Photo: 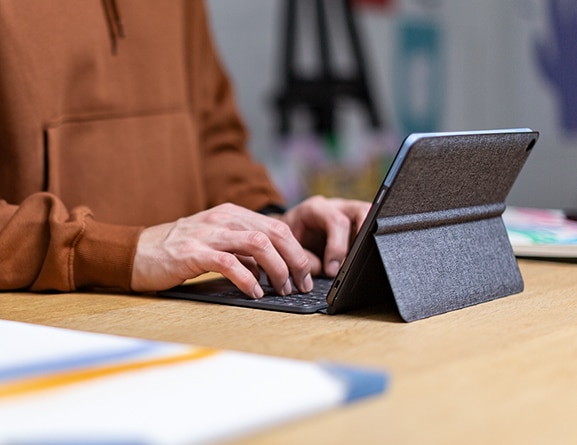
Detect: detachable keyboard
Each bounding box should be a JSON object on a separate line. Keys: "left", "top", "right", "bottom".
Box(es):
{"left": 161, "top": 277, "right": 333, "bottom": 314}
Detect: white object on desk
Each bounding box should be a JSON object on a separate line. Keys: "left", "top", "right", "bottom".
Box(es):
{"left": 0, "top": 320, "right": 386, "bottom": 444}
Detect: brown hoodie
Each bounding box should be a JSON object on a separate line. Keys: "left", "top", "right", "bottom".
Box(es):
{"left": 0, "top": 0, "right": 283, "bottom": 292}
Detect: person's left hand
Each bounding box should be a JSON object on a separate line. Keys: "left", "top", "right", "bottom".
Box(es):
{"left": 278, "top": 195, "right": 370, "bottom": 277}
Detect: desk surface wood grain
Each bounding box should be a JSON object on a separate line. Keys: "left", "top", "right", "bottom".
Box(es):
{"left": 1, "top": 259, "right": 577, "bottom": 444}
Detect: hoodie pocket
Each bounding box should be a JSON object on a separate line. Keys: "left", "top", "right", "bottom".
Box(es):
{"left": 45, "top": 110, "right": 206, "bottom": 226}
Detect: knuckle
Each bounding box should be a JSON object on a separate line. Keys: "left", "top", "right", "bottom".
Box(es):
{"left": 309, "top": 195, "right": 327, "bottom": 206}
{"left": 268, "top": 219, "right": 292, "bottom": 240}
{"left": 214, "top": 251, "right": 238, "bottom": 269}
{"left": 204, "top": 203, "right": 243, "bottom": 225}
{"left": 204, "top": 211, "right": 226, "bottom": 225}
{"left": 331, "top": 212, "right": 350, "bottom": 230}
{"left": 172, "top": 216, "right": 191, "bottom": 234}
{"left": 293, "top": 253, "right": 310, "bottom": 272}
{"left": 217, "top": 202, "right": 236, "bottom": 212}
{"left": 246, "top": 231, "right": 271, "bottom": 251}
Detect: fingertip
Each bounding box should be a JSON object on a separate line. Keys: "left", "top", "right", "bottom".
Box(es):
{"left": 303, "top": 273, "right": 313, "bottom": 293}
{"left": 281, "top": 279, "right": 292, "bottom": 296}
{"left": 325, "top": 259, "right": 341, "bottom": 277}
{"left": 253, "top": 283, "right": 264, "bottom": 299}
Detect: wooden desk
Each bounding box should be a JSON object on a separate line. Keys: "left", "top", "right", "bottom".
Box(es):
{"left": 2, "top": 259, "right": 577, "bottom": 444}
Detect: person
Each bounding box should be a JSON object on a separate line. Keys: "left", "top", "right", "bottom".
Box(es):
{"left": 0, "top": 0, "right": 369, "bottom": 299}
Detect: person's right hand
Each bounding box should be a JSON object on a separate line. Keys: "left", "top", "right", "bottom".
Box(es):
{"left": 130, "top": 203, "right": 313, "bottom": 298}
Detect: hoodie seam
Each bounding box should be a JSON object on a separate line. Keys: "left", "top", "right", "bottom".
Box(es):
{"left": 44, "top": 106, "right": 190, "bottom": 129}
{"left": 102, "top": 0, "right": 126, "bottom": 54}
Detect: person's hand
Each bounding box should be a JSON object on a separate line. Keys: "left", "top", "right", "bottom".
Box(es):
{"left": 131, "top": 203, "right": 313, "bottom": 298}
{"left": 278, "top": 195, "right": 370, "bottom": 277}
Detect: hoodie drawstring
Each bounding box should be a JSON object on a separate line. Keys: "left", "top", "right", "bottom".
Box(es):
{"left": 102, "top": 0, "right": 126, "bottom": 54}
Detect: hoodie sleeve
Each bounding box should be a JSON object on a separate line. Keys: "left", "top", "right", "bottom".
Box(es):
{"left": 0, "top": 193, "right": 142, "bottom": 292}
{"left": 185, "top": 1, "right": 285, "bottom": 211}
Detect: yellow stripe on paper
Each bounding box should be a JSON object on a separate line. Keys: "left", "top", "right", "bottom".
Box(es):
{"left": 0, "top": 347, "right": 218, "bottom": 399}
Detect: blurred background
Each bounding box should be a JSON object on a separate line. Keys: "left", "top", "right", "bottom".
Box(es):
{"left": 208, "top": 0, "right": 577, "bottom": 209}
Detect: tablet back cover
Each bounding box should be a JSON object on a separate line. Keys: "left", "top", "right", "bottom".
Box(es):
{"left": 373, "top": 130, "right": 537, "bottom": 321}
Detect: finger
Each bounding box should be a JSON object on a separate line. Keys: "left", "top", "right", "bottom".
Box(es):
{"left": 323, "top": 199, "right": 370, "bottom": 275}
{"left": 348, "top": 201, "right": 370, "bottom": 235}
{"left": 235, "top": 254, "right": 261, "bottom": 280}
{"left": 322, "top": 212, "right": 351, "bottom": 277}
{"left": 202, "top": 204, "right": 312, "bottom": 293}
{"left": 296, "top": 197, "right": 351, "bottom": 277}
{"left": 225, "top": 211, "right": 312, "bottom": 294}
{"left": 305, "top": 250, "right": 323, "bottom": 277}
{"left": 201, "top": 251, "right": 264, "bottom": 299}
{"left": 259, "top": 219, "right": 313, "bottom": 293}
{"left": 209, "top": 229, "right": 294, "bottom": 296}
